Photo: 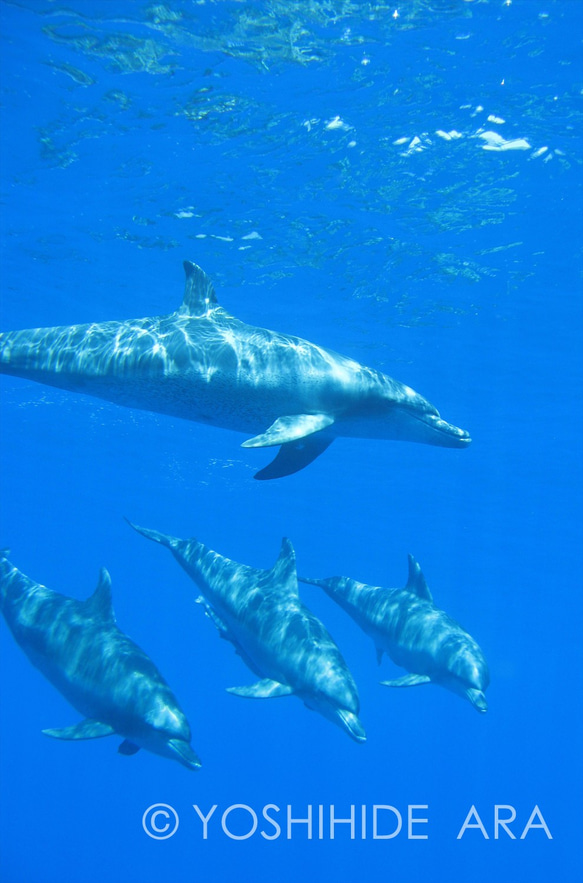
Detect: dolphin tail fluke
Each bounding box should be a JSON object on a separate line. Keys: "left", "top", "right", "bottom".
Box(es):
{"left": 254, "top": 437, "right": 334, "bottom": 480}
{"left": 125, "top": 518, "right": 179, "bottom": 550}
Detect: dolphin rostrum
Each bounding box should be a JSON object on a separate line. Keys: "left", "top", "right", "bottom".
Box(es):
{"left": 0, "top": 261, "right": 471, "bottom": 479}
{"left": 128, "top": 521, "right": 366, "bottom": 743}
{"left": 300, "top": 555, "right": 489, "bottom": 712}
{"left": 0, "top": 550, "right": 201, "bottom": 769}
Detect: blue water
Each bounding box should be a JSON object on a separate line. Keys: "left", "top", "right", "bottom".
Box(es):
{"left": 1, "top": 1, "right": 582, "bottom": 881}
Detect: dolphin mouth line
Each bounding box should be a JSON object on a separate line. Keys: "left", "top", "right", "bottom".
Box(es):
{"left": 411, "top": 411, "right": 471, "bottom": 444}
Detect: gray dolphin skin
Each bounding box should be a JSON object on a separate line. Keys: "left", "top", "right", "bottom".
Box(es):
{"left": 0, "top": 550, "right": 201, "bottom": 769}
{"left": 0, "top": 261, "right": 471, "bottom": 479}
{"left": 300, "top": 555, "right": 489, "bottom": 713}
{"left": 128, "top": 521, "right": 366, "bottom": 742}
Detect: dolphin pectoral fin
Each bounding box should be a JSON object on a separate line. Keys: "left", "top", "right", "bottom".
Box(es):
{"left": 242, "top": 413, "right": 335, "bottom": 448}
{"left": 336, "top": 709, "right": 367, "bottom": 744}
{"left": 226, "top": 678, "right": 295, "bottom": 699}
{"left": 167, "top": 739, "right": 202, "bottom": 770}
{"left": 376, "top": 647, "right": 384, "bottom": 666}
{"left": 42, "top": 719, "right": 115, "bottom": 740}
{"left": 118, "top": 739, "right": 141, "bottom": 756}
{"left": 242, "top": 412, "right": 335, "bottom": 479}
{"left": 254, "top": 436, "right": 334, "bottom": 480}
{"left": 380, "top": 674, "right": 431, "bottom": 688}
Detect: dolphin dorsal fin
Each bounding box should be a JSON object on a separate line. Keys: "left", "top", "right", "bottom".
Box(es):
{"left": 267, "top": 538, "right": 298, "bottom": 595}
{"left": 180, "top": 261, "right": 218, "bottom": 317}
{"left": 85, "top": 568, "right": 116, "bottom": 623}
{"left": 405, "top": 555, "right": 432, "bottom": 603}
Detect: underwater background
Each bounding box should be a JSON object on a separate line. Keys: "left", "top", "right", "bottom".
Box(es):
{"left": 0, "top": 1, "right": 581, "bottom": 881}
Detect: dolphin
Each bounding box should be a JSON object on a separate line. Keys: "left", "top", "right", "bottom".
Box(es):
{"left": 0, "top": 550, "right": 201, "bottom": 769}
{"left": 300, "top": 555, "right": 489, "bottom": 712}
{"left": 0, "top": 261, "right": 471, "bottom": 479}
{"left": 128, "top": 521, "right": 366, "bottom": 743}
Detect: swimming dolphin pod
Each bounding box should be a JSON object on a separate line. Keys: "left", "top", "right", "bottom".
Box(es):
{"left": 127, "top": 520, "right": 366, "bottom": 743}
{"left": 300, "top": 555, "right": 489, "bottom": 713}
{"left": 0, "top": 550, "right": 201, "bottom": 770}
{"left": 0, "top": 261, "right": 471, "bottom": 479}
{"left": 0, "top": 260, "right": 486, "bottom": 767}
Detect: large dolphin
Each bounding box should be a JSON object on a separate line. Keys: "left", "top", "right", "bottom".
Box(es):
{"left": 0, "top": 550, "right": 201, "bottom": 769}
{"left": 0, "top": 261, "right": 470, "bottom": 479}
{"left": 128, "top": 521, "right": 366, "bottom": 742}
{"left": 300, "top": 555, "right": 489, "bottom": 712}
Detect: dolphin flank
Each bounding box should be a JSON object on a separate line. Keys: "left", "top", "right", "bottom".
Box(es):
{"left": 127, "top": 520, "right": 366, "bottom": 743}
{"left": 0, "top": 261, "right": 471, "bottom": 479}
{"left": 300, "top": 555, "right": 489, "bottom": 713}
{"left": 0, "top": 550, "right": 201, "bottom": 769}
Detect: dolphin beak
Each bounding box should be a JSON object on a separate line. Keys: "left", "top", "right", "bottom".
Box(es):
{"left": 336, "top": 708, "right": 367, "bottom": 743}
{"left": 411, "top": 412, "right": 472, "bottom": 448}
{"left": 466, "top": 688, "right": 488, "bottom": 713}
{"left": 167, "top": 738, "right": 202, "bottom": 770}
